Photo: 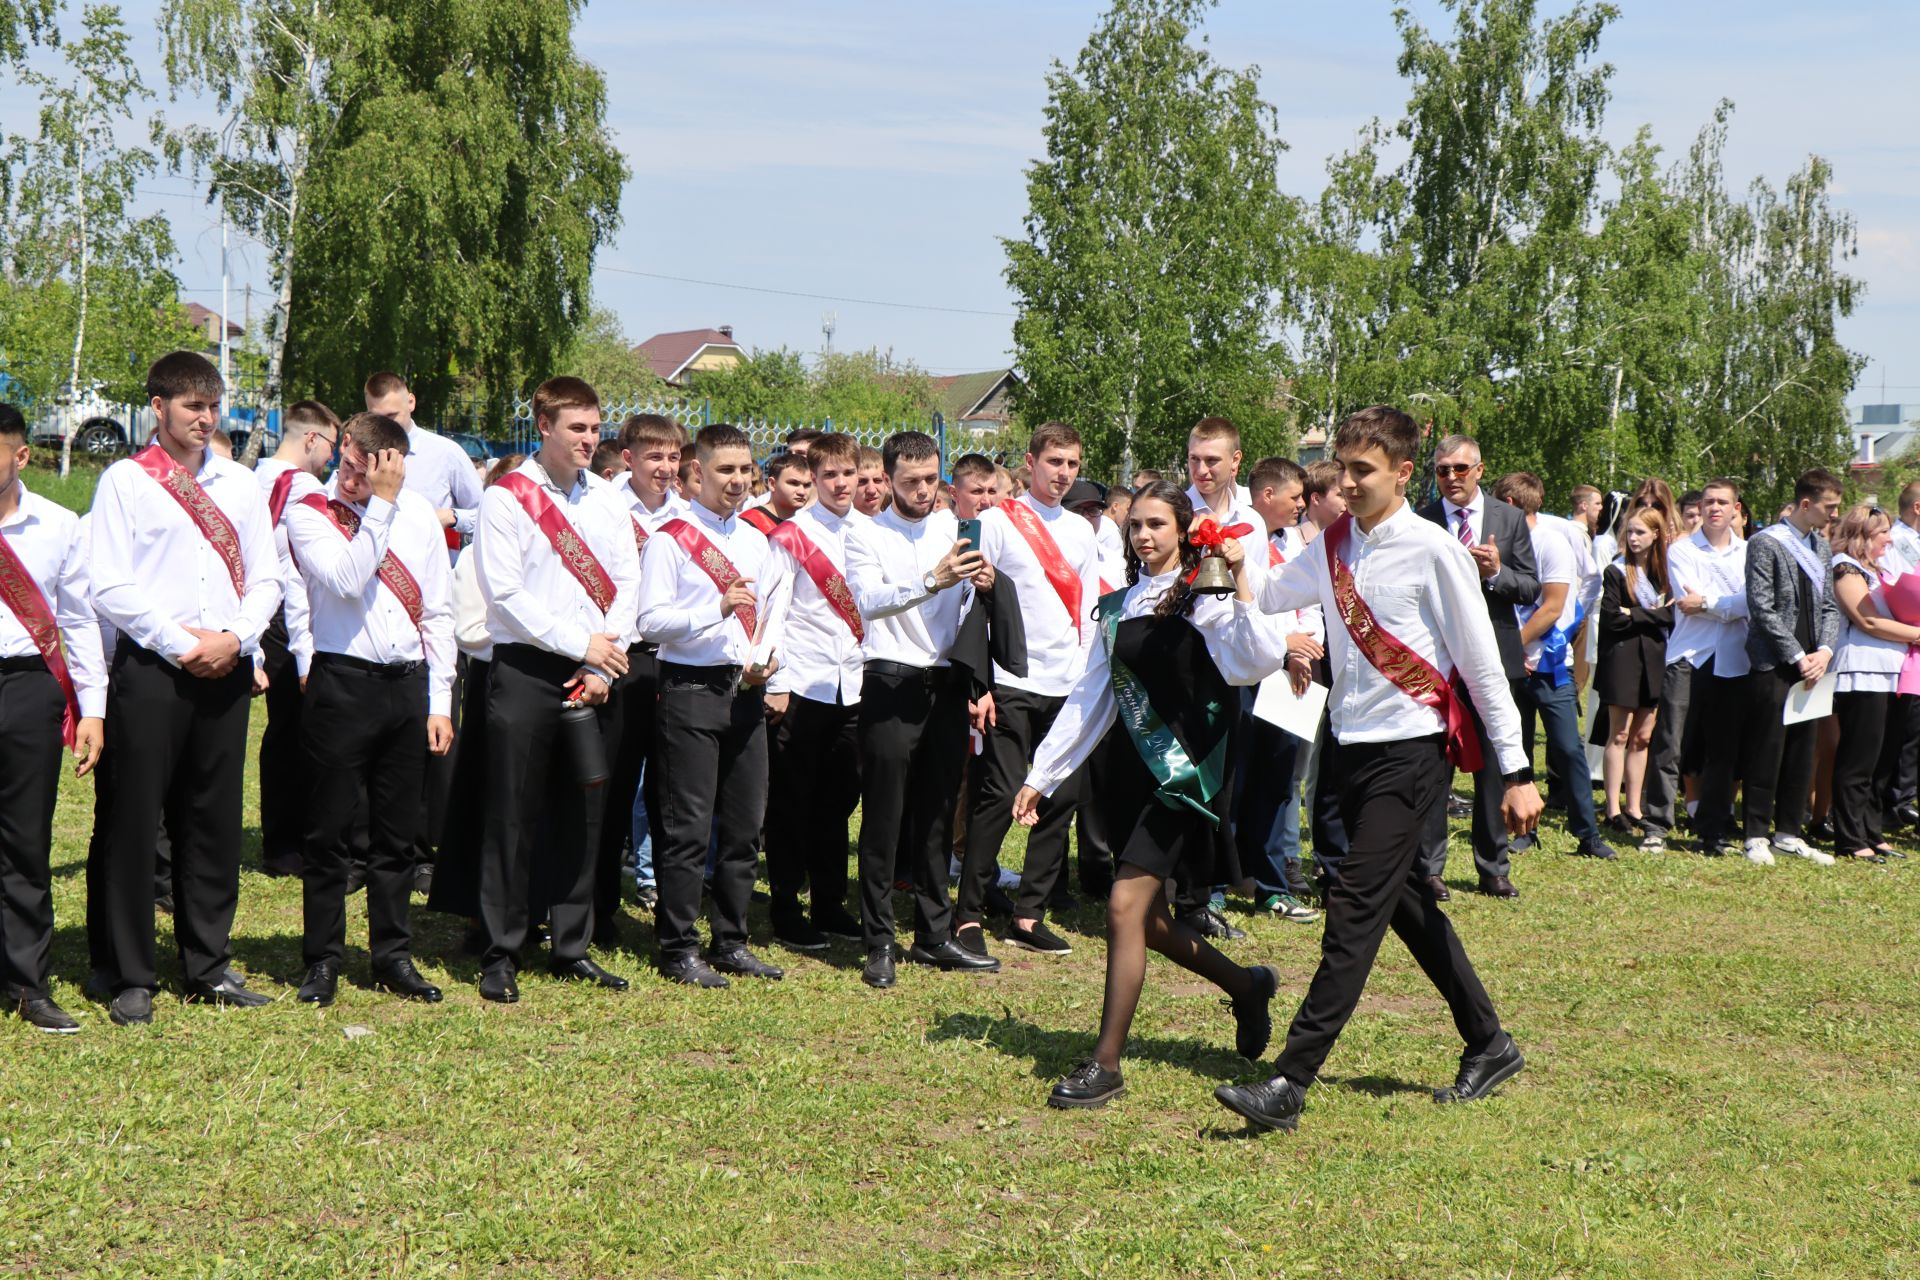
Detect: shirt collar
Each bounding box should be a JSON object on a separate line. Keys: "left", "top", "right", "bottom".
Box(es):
{"left": 692, "top": 498, "right": 735, "bottom": 533}
{"left": 1358, "top": 500, "right": 1415, "bottom": 546}
{"left": 526, "top": 458, "right": 587, "bottom": 501}
{"left": 1444, "top": 490, "right": 1484, "bottom": 522}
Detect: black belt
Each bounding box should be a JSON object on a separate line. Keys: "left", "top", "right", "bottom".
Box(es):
{"left": 660, "top": 660, "right": 747, "bottom": 693}
{"left": 628, "top": 641, "right": 660, "bottom": 657}
{"left": 864, "top": 659, "right": 955, "bottom": 686}
{"left": 0, "top": 654, "right": 49, "bottom": 674}
{"left": 313, "top": 651, "right": 425, "bottom": 679}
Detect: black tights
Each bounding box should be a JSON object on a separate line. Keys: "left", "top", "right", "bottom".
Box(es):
{"left": 1092, "top": 865, "right": 1253, "bottom": 1071}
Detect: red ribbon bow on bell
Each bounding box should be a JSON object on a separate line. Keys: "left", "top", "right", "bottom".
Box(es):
{"left": 1185, "top": 518, "right": 1253, "bottom": 584}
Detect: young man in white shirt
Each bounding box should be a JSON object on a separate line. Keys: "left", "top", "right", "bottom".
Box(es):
{"left": 286, "top": 412, "right": 455, "bottom": 1006}
{"left": 364, "top": 371, "right": 484, "bottom": 549}
{"left": 1217, "top": 405, "right": 1541, "bottom": 1133}
{"left": 845, "top": 431, "right": 998, "bottom": 988}
{"left": 1185, "top": 416, "right": 1270, "bottom": 565}
{"left": 742, "top": 450, "right": 812, "bottom": 536}
{"left": 853, "top": 446, "right": 890, "bottom": 518}
{"left": 636, "top": 423, "right": 783, "bottom": 988}
{"left": 0, "top": 405, "right": 106, "bottom": 1032}
{"left": 473, "top": 377, "right": 641, "bottom": 1002}
{"left": 87, "top": 351, "right": 284, "bottom": 1025}
{"left": 955, "top": 423, "right": 1101, "bottom": 957}
{"left": 758, "top": 432, "right": 868, "bottom": 951}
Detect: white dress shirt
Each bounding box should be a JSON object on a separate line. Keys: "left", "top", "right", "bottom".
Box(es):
{"left": 611, "top": 478, "right": 688, "bottom": 646}
{"left": 1441, "top": 491, "right": 1488, "bottom": 547}
{"left": 451, "top": 551, "right": 491, "bottom": 661}
{"left": 845, "top": 506, "right": 973, "bottom": 669}
{"left": 1664, "top": 529, "right": 1751, "bottom": 678}
{"left": 1890, "top": 520, "right": 1920, "bottom": 576}
{"left": 89, "top": 447, "right": 283, "bottom": 663}
{"left": 759, "top": 503, "right": 864, "bottom": 704}
{"left": 0, "top": 481, "right": 108, "bottom": 718}
{"left": 1094, "top": 516, "right": 1126, "bottom": 589}
{"left": 634, "top": 496, "right": 769, "bottom": 668}
{"left": 404, "top": 424, "right": 485, "bottom": 539}
{"left": 1187, "top": 482, "right": 1271, "bottom": 586}
{"left": 1266, "top": 525, "right": 1325, "bottom": 646}
{"left": 474, "top": 458, "right": 641, "bottom": 665}
{"left": 977, "top": 493, "right": 1100, "bottom": 697}
{"left": 1258, "top": 500, "right": 1526, "bottom": 774}
{"left": 255, "top": 456, "right": 322, "bottom": 675}
{"left": 287, "top": 489, "right": 457, "bottom": 715}
{"left": 1027, "top": 569, "right": 1286, "bottom": 796}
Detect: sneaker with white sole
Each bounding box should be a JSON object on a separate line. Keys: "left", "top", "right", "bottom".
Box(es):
{"left": 1744, "top": 838, "right": 1776, "bottom": 866}
{"left": 1258, "top": 892, "right": 1321, "bottom": 922}
{"left": 1639, "top": 831, "right": 1667, "bottom": 853}
{"left": 1772, "top": 834, "right": 1835, "bottom": 866}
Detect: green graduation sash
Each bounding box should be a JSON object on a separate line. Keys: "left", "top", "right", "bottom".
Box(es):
{"left": 1097, "top": 589, "right": 1231, "bottom": 827}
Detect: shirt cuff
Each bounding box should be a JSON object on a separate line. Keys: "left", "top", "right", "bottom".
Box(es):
{"left": 429, "top": 691, "right": 452, "bottom": 717}
{"left": 78, "top": 690, "right": 107, "bottom": 719}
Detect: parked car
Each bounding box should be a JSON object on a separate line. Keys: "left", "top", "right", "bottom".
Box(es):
{"left": 25, "top": 387, "right": 146, "bottom": 457}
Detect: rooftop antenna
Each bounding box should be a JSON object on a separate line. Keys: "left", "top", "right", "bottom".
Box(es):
{"left": 821, "top": 310, "right": 836, "bottom": 356}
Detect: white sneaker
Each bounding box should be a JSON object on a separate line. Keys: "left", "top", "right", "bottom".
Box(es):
{"left": 1744, "top": 838, "right": 1776, "bottom": 866}
{"left": 1772, "top": 834, "right": 1835, "bottom": 866}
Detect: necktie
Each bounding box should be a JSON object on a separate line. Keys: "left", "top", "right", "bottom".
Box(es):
{"left": 1457, "top": 510, "right": 1473, "bottom": 546}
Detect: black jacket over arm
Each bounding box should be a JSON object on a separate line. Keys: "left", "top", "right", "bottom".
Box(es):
{"left": 1596, "top": 563, "right": 1673, "bottom": 708}
{"left": 1420, "top": 494, "right": 1540, "bottom": 681}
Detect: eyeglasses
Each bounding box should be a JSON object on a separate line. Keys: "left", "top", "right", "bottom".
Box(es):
{"left": 1434, "top": 463, "right": 1480, "bottom": 478}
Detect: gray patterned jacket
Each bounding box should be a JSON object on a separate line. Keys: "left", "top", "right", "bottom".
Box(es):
{"left": 1743, "top": 528, "right": 1839, "bottom": 672}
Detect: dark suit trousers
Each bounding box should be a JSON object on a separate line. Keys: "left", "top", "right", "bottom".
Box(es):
{"left": 651, "top": 666, "right": 768, "bottom": 962}
{"left": 596, "top": 644, "right": 661, "bottom": 926}
{"left": 856, "top": 665, "right": 968, "bottom": 949}
{"left": 418, "top": 652, "right": 466, "bottom": 859}
{"left": 1417, "top": 683, "right": 1512, "bottom": 881}
{"left": 301, "top": 656, "right": 427, "bottom": 968}
{"left": 479, "top": 644, "right": 611, "bottom": 970}
{"left": 1833, "top": 689, "right": 1900, "bottom": 854}
{"left": 1741, "top": 667, "right": 1816, "bottom": 841}
{"left": 1641, "top": 659, "right": 1699, "bottom": 836}
{"left": 94, "top": 641, "right": 252, "bottom": 992}
{"left": 766, "top": 691, "right": 860, "bottom": 916}
{"left": 1691, "top": 672, "right": 1747, "bottom": 846}
{"left": 1889, "top": 695, "right": 1920, "bottom": 809}
{"left": 1275, "top": 735, "right": 1502, "bottom": 1087}
{"left": 258, "top": 607, "right": 308, "bottom": 862}
{"left": 959, "top": 688, "right": 1074, "bottom": 922}
{"left": 0, "top": 663, "right": 64, "bottom": 998}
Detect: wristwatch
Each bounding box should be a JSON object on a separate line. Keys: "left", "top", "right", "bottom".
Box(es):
{"left": 922, "top": 570, "right": 941, "bottom": 594}
{"left": 1502, "top": 766, "right": 1535, "bottom": 786}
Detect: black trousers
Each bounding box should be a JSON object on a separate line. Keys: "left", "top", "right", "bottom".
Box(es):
{"left": 1690, "top": 672, "right": 1746, "bottom": 845}
{"left": 426, "top": 657, "right": 491, "bottom": 920}
{"left": 258, "top": 607, "right": 308, "bottom": 863}
{"left": 1309, "top": 724, "right": 1350, "bottom": 882}
{"left": 479, "top": 644, "right": 611, "bottom": 970}
{"left": 93, "top": 641, "right": 252, "bottom": 992}
{"left": 959, "top": 687, "right": 1074, "bottom": 922}
{"left": 0, "top": 663, "right": 64, "bottom": 998}
{"left": 651, "top": 665, "right": 768, "bottom": 962}
{"left": 856, "top": 665, "right": 969, "bottom": 949}
{"left": 1833, "top": 689, "right": 1901, "bottom": 854}
{"left": 766, "top": 691, "right": 860, "bottom": 918}
{"left": 301, "top": 655, "right": 428, "bottom": 968}
{"left": 596, "top": 644, "right": 661, "bottom": 927}
{"left": 418, "top": 652, "right": 466, "bottom": 860}
{"left": 1417, "top": 682, "right": 1513, "bottom": 881}
{"left": 1889, "top": 695, "right": 1920, "bottom": 810}
{"left": 1738, "top": 667, "right": 1817, "bottom": 841}
{"left": 1641, "top": 659, "right": 1699, "bottom": 836}
{"left": 1275, "top": 735, "right": 1502, "bottom": 1087}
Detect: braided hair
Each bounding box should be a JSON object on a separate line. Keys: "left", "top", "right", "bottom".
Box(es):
{"left": 1122, "top": 481, "right": 1203, "bottom": 620}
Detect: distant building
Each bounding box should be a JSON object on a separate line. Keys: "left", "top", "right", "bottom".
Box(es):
{"left": 635, "top": 325, "right": 745, "bottom": 385}
{"left": 1849, "top": 403, "right": 1920, "bottom": 469}
{"left": 931, "top": 368, "right": 1022, "bottom": 441}
{"left": 184, "top": 302, "right": 243, "bottom": 353}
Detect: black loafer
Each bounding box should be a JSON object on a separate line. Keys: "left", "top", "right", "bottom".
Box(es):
{"left": 1006, "top": 921, "right": 1072, "bottom": 955}
{"left": 479, "top": 963, "right": 520, "bottom": 1003}
{"left": 661, "top": 954, "right": 729, "bottom": 988}
{"left": 704, "top": 947, "right": 783, "bottom": 981}
{"left": 297, "top": 960, "right": 339, "bottom": 1006}
{"left": 374, "top": 958, "right": 444, "bottom": 1003}
{"left": 906, "top": 939, "right": 1001, "bottom": 972}
{"left": 109, "top": 988, "right": 153, "bottom": 1027}
{"left": 1227, "top": 965, "right": 1278, "bottom": 1061}
{"left": 1434, "top": 1033, "right": 1525, "bottom": 1103}
{"left": 549, "top": 957, "right": 629, "bottom": 990}
{"left": 185, "top": 979, "right": 271, "bottom": 1008}
{"left": 954, "top": 926, "right": 993, "bottom": 960}
{"left": 16, "top": 996, "right": 79, "bottom": 1034}
{"left": 1048, "top": 1060, "right": 1125, "bottom": 1109}
{"left": 773, "top": 919, "right": 829, "bottom": 952}
{"left": 861, "top": 947, "right": 896, "bottom": 989}
{"left": 1213, "top": 1074, "right": 1306, "bottom": 1132}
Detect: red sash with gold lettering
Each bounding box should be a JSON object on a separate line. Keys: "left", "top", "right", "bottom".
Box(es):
{"left": 629, "top": 514, "right": 650, "bottom": 558}
{"left": 1322, "top": 514, "right": 1483, "bottom": 772}
{"left": 0, "top": 532, "right": 80, "bottom": 745}
{"left": 267, "top": 467, "right": 298, "bottom": 526}
{"left": 660, "top": 518, "right": 756, "bottom": 638}
{"left": 132, "top": 444, "right": 247, "bottom": 597}
{"left": 1000, "top": 498, "right": 1083, "bottom": 637}
{"left": 494, "top": 472, "right": 616, "bottom": 614}
{"left": 769, "top": 521, "right": 862, "bottom": 642}
{"left": 296, "top": 494, "right": 426, "bottom": 630}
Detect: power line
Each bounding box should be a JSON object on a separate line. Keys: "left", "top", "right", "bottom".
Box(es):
{"left": 595, "top": 265, "right": 1015, "bottom": 319}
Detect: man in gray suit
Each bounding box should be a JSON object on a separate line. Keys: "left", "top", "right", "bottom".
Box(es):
{"left": 1418, "top": 435, "right": 1540, "bottom": 897}
{"left": 1696, "top": 468, "right": 1842, "bottom": 865}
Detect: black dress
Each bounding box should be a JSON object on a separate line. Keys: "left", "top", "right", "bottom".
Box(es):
{"left": 1596, "top": 563, "right": 1673, "bottom": 709}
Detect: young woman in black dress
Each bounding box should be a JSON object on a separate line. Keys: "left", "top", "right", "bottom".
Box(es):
{"left": 1597, "top": 506, "right": 1675, "bottom": 830}
{"left": 1013, "top": 482, "right": 1289, "bottom": 1109}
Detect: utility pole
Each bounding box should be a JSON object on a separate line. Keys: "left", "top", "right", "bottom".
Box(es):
{"left": 219, "top": 205, "right": 231, "bottom": 388}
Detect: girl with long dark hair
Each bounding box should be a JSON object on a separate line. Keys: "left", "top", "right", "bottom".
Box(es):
{"left": 1013, "top": 482, "right": 1288, "bottom": 1109}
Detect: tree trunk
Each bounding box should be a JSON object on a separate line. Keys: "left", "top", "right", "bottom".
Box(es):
{"left": 61, "top": 129, "right": 89, "bottom": 479}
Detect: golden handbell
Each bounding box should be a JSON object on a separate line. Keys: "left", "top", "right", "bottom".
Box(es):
{"left": 1190, "top": 550, "right": 1237, "bottom": 595}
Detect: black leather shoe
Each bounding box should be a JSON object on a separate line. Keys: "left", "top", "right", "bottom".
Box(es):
{"left": 109, "top": 988, "right": 153, "bottom": 1027}
{"left": 1424, "top": 875, "right": 1451, "bottom": 902}
{"left": 186, "top": 978, "right": 271, "bottom": 1008}
{"left": 1007, "top": 920, "right": 1072, "bottom": 954}
{"left": 1477, "top": 874, "right": 1519, "bottom": 899}
{"left": 1178, "top": 907, "right": 1246, "bottom": 941}
{"left": 704, "top": 947, "right": 783, "bottom": 981}
{"left": 1434, "top": 1032, "right": 1525, "bottom": 1103}
{"left": 479, "top": 963, "right": 520, "bottom": 1003}
{"left": 1213, "top": 1073, "right": 1306, "bottom": 1132}
{"left": 906, "top": 939, "right": 1001, "bottom": 972}
{"left": 549, "top": 957, "right": 630, "bottom": 990}
{"left": 660, "top": 954, "right": 729, "bottom": 988}
{"left": 632, "top": 882, "right": 659, "bottom": 911}
{"left": 1227, "top": 965, "right": 1278, "bottom": 1061}
{"left": 1574, "top": 837, "right": 1618, "bottom": 860}
{"left": 813, "top": 907, "right": 864, "bottom": 942}
{"left": 1807, "top": 817, "right": 1837, "bottom": 845}
{"left": 16, "top": 996, "right": 79, "bottom": 1034}
{"left": 1048, "top": 1060, "right": 1125, "bottom": 1109}
{"left": 297, "top": 961, "right": 339, "bottom": 1006}
{"left": 862, "top": 947, "right": 896, "bottom": 989}
{"left": 1893, "top": 804, "right": 1920, "bottom": 830}
{"left": 954, "top": 926, "right": 993, "bottom": 960}
{"left": 373, "top": 958, "right": 444, "bottom": 1003}
{"left": 773, "top": 918, "right": 829, "bottom": 952}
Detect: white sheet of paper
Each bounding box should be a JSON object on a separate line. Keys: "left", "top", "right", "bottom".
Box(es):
{"left": 1252, "top": 676, "right": 1329, "bottom": 743}
{"left": 1782, "top": 671, "right": 1836, "bottom": 725}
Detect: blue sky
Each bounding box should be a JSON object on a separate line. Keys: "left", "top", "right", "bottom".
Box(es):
{"left": 7, "top": 1, "right": 1917, "bottom": 404}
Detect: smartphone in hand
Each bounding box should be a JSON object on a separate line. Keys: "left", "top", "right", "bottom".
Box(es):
{"left": 956, "top": 517, "right": 982, "bottom": 551}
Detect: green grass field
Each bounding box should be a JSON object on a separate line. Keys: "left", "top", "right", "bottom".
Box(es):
{"left": 3, "top": 709, "right": 1918, "bottom": 1278}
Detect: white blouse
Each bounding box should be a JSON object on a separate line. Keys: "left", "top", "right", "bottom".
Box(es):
{"left": 1833, "top": 553, "right": 1910, "bottom": 694}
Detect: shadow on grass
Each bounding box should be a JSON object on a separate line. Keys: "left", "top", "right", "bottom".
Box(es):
{"left": 926, "top": 1010, "right": 1249, "bottom": 1083}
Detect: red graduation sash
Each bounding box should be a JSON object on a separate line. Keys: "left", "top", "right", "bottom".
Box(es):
{"left": 296, "top": 494, "right": 426, "bottom": 630}
{"left": 1322, "top": 513, "right": 1483, "bottom": 773}
{"left": 660, "top": 517, "right": 755, "bottom": 638}
{"left": 1000, "top": 498, "right": 1083, "bottom": 636}
{"left": 131, "top": 444, "right": 247, "bottom": 598}
{"left": 630, "top": 514, "right": 650, "bottom": 557}
{"left": 493, "top": 472, "right": 616, "bottom": 614}
{"left": 740, "top": 506, "right": 781, "bottom": 536}
{"left": 769, "top": 520, "right": 863, "bottom": 642}
{"left": 0, "top": 530, "right": 80, "bottom": 745}
{"left": 267, "top": 467, "right": 298, "bottom": 526}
